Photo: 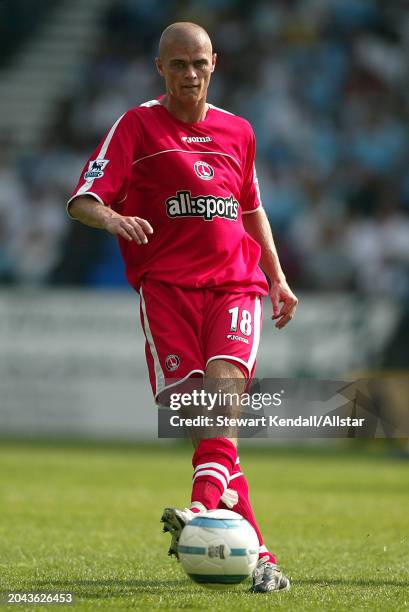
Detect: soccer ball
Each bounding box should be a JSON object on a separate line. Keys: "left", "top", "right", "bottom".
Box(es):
{"left": 178, "top": 509, "right": 259, "bottom": 588}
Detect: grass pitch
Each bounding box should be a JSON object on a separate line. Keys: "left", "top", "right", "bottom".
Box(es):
{"left": 0, "top": 441, "right": 408, "bottom": 611}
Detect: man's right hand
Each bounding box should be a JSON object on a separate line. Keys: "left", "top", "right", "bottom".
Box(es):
{"left": 68, "top": 196, "right": 154, "bottom": 245}
{"left": 105, "top": 215, "right": 154, "bottom": 244}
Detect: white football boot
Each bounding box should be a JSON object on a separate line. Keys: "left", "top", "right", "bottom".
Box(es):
{"left": 161, "top": 504, "right": 206, "bottom": 558}
{"left": 250, "top": 556, "right": 291, "bottom": 593}
{"left": 161, "top": 489, "right": 239, "bottom": 558}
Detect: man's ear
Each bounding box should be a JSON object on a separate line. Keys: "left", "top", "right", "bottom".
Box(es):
{"left": 211, "top": 53, "right": 217, "bottom": 72}
{"left": 155, "top": 58, "right": 164, "bottom": 76}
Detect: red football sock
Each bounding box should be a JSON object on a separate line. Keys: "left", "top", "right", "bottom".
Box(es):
{"left": 191, "top": 438, "right": 237, "bottom": 510}
{"left": 218, "top": 457, "right": 278, "bottom": 564}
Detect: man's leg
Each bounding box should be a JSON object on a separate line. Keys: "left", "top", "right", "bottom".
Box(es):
{"left": 162, "top": 360, "right": 242, "bottom": 556}
{"left": 161, "top": 358, "right": 290, "bottom": 592}
{"left": 187, "top": 360, "right": 278, "bottom": 565}
{"left": 161, "top": 360, "right": 241, "bottom": 554}
{"left": 189, "top": 359, "right": 242, "bottom": 511}
{"left": 218, "top": 458, "right": 278, "bottom": 561}
{"left": 202, "top": 361, "right": 289, "bottom": 593}
{"left": 201, "top": 361, "right": 278, "bottom": 565}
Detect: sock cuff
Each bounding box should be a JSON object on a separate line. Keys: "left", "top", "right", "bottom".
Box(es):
{"left": 190, "top": 501, "right": 207, "bottom": 512}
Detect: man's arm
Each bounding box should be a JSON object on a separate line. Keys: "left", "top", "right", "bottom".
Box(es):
{"left": 243, "top": 207, "right": 298, "bottom": 329}
{"left": 68, "top": 196, "right": 153, "bottom": 245}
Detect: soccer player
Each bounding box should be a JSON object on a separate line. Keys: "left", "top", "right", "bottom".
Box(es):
{"left": 67, "top": 22, "right": 298, "bottom": 593}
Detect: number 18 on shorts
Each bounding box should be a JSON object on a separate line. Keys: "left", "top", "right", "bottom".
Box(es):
{"left": 139, "top": 280, "right": 262, "bottom": 400}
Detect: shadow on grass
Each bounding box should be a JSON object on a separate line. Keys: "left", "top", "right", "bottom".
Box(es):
{"left": 297, "top": 577, "right": 409, "bottom": 588}
{"left": 34, "top": 576, "right": 409, "bottom": 598}
{"left": 34, "top": 579, "right": 197, "bottom": 598}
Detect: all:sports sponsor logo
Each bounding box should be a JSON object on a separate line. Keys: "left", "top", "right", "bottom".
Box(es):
{"left": 166, "top": 190, "right": 238, "bottom": 221}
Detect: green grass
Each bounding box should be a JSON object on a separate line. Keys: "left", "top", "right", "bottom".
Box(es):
{"left": 0, "top": 441, "right": 408, "bottom": 611}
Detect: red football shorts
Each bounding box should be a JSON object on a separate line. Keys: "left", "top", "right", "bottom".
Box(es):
{"left": 139, "top": 279, "right": 263, "bottom": 402}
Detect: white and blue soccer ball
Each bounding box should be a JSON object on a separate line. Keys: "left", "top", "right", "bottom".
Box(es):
{"left": 178, "top": 509, "right": 259, "bottom": 588}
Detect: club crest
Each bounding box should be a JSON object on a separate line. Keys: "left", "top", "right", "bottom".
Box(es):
{"left": 194, "top": 161, "right": 214, "bottom": 181}
{"left": 165, "top": 355, "right": 180, "bottom": 372}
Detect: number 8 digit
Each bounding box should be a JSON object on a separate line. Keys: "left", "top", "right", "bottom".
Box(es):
{"left": 240, "top": 309, "right": 252, "bottom": 336}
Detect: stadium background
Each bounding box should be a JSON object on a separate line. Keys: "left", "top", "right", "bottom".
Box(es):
{"left": 0, "top": 2, "right": 408, "bottom": 609}
{"left": 0, "top": 0, "right": 408, "bottom": 437}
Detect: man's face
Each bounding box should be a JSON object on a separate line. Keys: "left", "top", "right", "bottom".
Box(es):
{"left": 156, "top": 38, "right": 216, "bottom": 105}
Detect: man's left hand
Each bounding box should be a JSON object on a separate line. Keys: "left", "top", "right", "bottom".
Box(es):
{"left": 270, "top": 278, "right": 298, "bottom": 329}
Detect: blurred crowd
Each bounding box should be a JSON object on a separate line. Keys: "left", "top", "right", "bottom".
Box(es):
{"left": 1, "top": 0, "right": 408, "bottom": 299}
{"left": 0, "top": 0, "right": 56, "bottom": 67}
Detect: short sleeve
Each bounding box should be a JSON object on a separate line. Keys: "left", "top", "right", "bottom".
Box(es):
{"left": 67, "top": 111, "right": 141, "bottom": 214}
{"left": 240, "top": 129, "right": 262, "bottom": 214}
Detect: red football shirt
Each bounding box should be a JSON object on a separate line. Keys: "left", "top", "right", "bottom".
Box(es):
{"left": 68, "top": 99, "right": 269, "bottom": 295}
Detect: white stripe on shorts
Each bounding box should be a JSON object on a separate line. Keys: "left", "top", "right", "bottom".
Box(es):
{"left": 247, "top": 296, "right": 261, "bottom": 372}
{"left": 140, "top": 288, "right": 165, "bottom": 396}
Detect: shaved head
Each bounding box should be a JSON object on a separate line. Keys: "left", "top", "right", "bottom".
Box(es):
{"left": 155, "top": 22, "right": 216, "bottom": 122}
{"left": 158, "top": 22, "right": 212, "bottom": 59}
